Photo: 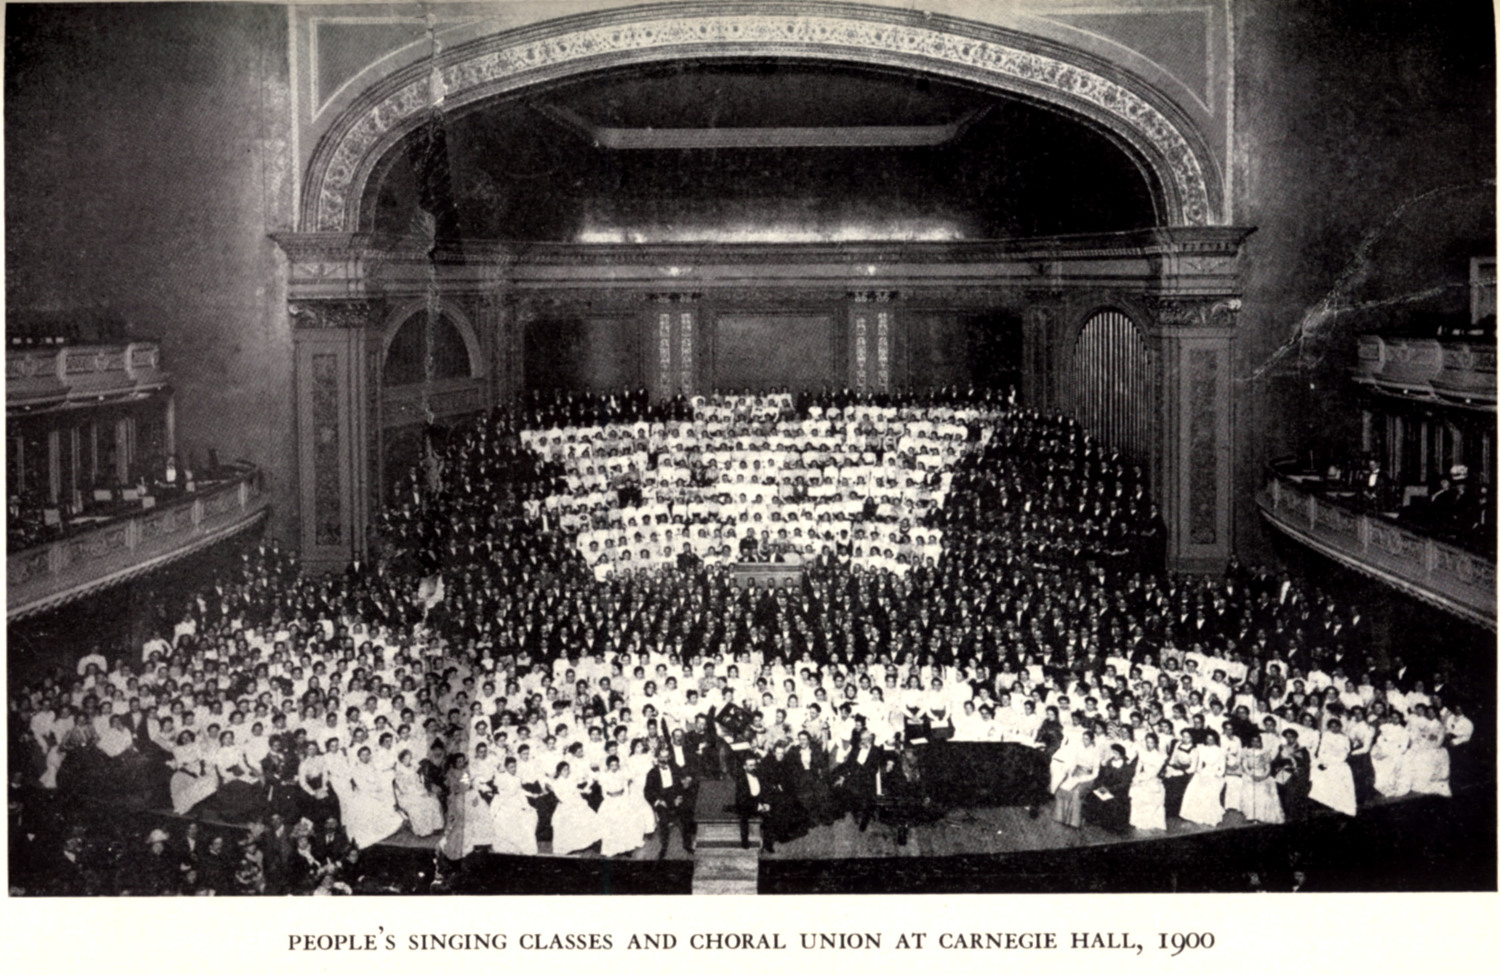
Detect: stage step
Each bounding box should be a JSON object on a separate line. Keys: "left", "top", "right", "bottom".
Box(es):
{"left": 696, "top": 819, "right": 760, "bottom": 848}
{"left": 691, "top": 848, "right": 760, "bottom": 895}
{"left": 690, "top": 775, "right": 760, "bottom": 894}
{"left": 693, "top": 855, "right": 761, "bottom": 881}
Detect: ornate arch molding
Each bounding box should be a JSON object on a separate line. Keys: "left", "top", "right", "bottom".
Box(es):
{"left": 302, "top": 2, "right": 1222, "bottom": 233}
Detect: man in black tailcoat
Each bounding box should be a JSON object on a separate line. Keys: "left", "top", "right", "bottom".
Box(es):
{"left": 830, "top": 728, "right": 884, "bottom": 831}
{"left": 644, "top": 749, "right": 694, "bottom": 857}
{"left": 731, "top": 752, "right": 774, "bottom": 851}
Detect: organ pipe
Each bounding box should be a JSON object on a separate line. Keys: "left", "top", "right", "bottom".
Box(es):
{"left": 1064, "top": 311, "right": 1155, "bottom": 469}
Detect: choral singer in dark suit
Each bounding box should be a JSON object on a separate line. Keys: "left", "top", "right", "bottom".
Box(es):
{"left": 731, "top": 753, "right": 780, "bottom": 852}
{"left": 643, "top": 751, "right": 695, "bottom": 857}
{"left": 1082, "top": 744, "right": 1135, "bottom": 834}
{"left": 786, "top": 730, "right": 837, "bottom": 825}
{"left": 1272, "top": 730, "right": 1313, "bottom": 822}
{"left": 830, "top": 729, "right": 884, "bottom": 831}
{"left": 683, "top": 714, "right": 719, "bottom": 780}
{"left": 665, "top": 727, "right": 701, "bottom": 799}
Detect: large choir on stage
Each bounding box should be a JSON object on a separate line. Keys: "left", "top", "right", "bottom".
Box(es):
{"left": 10, "top": 388, "right": 1478, "bottom": 894}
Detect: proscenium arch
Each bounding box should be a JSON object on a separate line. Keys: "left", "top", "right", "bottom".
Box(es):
{"left": 302, "top": 2, "right": 1222, "bottom": 233}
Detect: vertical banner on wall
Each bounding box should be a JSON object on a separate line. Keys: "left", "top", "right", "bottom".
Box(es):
{"left": 850, "top": 292, "right": 894, "bottom": 393}
{"left": 679, "top": 311, "right": 694, "bottom": 396}
{"left": 657, "top": 311, "right": 673, "bottom": 395}
{"left": 854, "top": 313, "right": 869, "bottom": 390}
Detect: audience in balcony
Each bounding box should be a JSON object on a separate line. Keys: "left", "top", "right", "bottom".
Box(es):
{"left": 7, "top": 450, "right": 242, "bottom": 550}
{"left": 1405, "top": 466, "right": 1492, "bottom": 552}
{"left": 1277, "top": 452, "right": 1493, "bottom": 557}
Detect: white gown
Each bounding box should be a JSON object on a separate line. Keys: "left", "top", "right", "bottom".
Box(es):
{"left": 439, "top": 771, "right": 497, "bottom": 860}
{"left": 1405, "top": 718, "right": 1452, "bottom": 797}
{"left": 596, "top": 768, "right": 644, "bottom": 856}
{"left": 170, "top": 743, "right": 218, "bottom": 814}
{"left": 1129, "top": 748, "right": 1167, "bottom": 831}
{"left": 626, "top": 753, "right": 661, "bottom": 838}
{"left": 489, "top": 772, "right": 540, "bottom": 855}
{"left": 1371, "top": 722, "right": 1412, "bottom": 797}
{"left": 1179, "top": 744, "right": 1226, "bottom": 826}
{"left": 550, "top": 778, "right": 601, "bottom": 855}
{"left": 1308, "top": 732, "right": 1357, "bottom": 815}
{"left": 393, "top": 762, "right": 444, "bottom": 837}
{"left": 343, "top": 760, "right": 405, "bottom": 848}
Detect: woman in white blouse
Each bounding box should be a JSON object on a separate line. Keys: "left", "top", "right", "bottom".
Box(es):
{"left": 1179, "top": 729, "right": 1226, "bottom": 827}
{"left": 548, "top": 761, "right": 602, "bottom": 855}
{"left": 343, "top": 744, "right": 405, "bottom": 848}
{"left": 1371, "top": 712, "right": 1412, "bottom": 797}
{"left": 1308, "top": 717, "right": 1357, "bottom": 816}
{"left": 1405, "top": 705, "right": 1452, "bottom": 797}
{"left": 596, "top": 754, "right": 646, "bottom": 857}
{"left": 393, "top": 748, "right": 444, "bottom": 838}
{"left": 1128, "top": 732, "right": 1168, "bottom": 831}
{"left": 170, "top": 729, "right": 218, "bottom": 815}
{"left": 489, "top": 756, "right": 540, "bottom": 855}
{"left": 1053, "top": 729, "right": 1101, "bottom": 828}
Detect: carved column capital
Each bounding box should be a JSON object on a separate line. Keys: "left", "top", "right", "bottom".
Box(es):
{"left": 288, "top": 300, "right": 374, "bottom": 331}
{"left": 1150, "top": 296, "right": 1240, "bottom": 331}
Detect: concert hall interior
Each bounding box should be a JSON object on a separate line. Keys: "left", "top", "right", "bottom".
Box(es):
{"left": 5, "top": 0, "right": 1495, "bottom": 896}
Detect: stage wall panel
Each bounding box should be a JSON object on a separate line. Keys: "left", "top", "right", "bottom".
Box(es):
{"left": 712, "top": 313, "right": 836, "bottom": 392}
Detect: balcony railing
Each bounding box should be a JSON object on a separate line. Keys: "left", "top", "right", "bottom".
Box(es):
{"left": 6, "top": 465, "right": 269, "bottom": 621}
{"left": 7, "top": 341, "right": 169, "bottom": 412}
{"left": 1258, "top": 470, "right": 1495, "bottom": 630}
{"left": 1354, "top": 334, "right": 1495, "bottom": 408}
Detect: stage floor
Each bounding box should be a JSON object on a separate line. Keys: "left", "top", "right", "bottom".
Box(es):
{"left": 369, "top": 786, "right": 1440, "bottom": 862}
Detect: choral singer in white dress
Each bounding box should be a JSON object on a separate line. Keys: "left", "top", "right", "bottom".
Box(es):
{"left": 625, "top": 741, "right": 661, "bottom": 839}
{"left": 596, "top": 756, "right": 645, "bottom": 856}
{"left": 344, "top": 745, "right": 405, "bottom": 848}
{"left": 1308, "top": 719, "right": 1357, "bottom": 816}
{"left": 549, "top": 761, "right": 602, "bottom": 855}
{"left": 393, "top": 748, "right": 444, "bottom": 838}
{"left": 490, "top": 757, "right": 540, "bottom": 855}
{"left": 170, "top": 731, "right": 218, "bottom": 815}
{"left": 1179, "top": 731, "right": 1226, "bottom": 827}
{"left": 1371, "top": 713, "right": 1412, "bottom": 798}
{"left": 1128, "top": 733, "right": 1168, "bottom": 831}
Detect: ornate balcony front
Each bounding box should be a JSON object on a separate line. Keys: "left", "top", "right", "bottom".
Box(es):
{"left": 6, "top": 465, "right": 269, "bottom": 621}
{"left": 7, "top": 341, "right": 169, "bottom": 413}
{"left": 1354, "top": 334, "right": 1496, "bottom": 409}
{"left": 1258, "top": 470, "right": 1496, "bottom": 630}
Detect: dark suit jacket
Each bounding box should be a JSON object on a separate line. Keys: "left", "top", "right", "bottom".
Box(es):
{"left": 733, "top": 768, "right": 774, "bottom": 817}
{"left": 643, "top": 766, "right": 690, "bottom": 811}
{"left": 665, "top": 740, "right": 700, "bottom": 785}
{"left": 832, "top": 745, "right": 884, "bottom": 796}
{"left": 683, "top": 728, "right": 714, "bottom": 766}
{"left": 785, "top": 744, "right": 829, "bottom": 791}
